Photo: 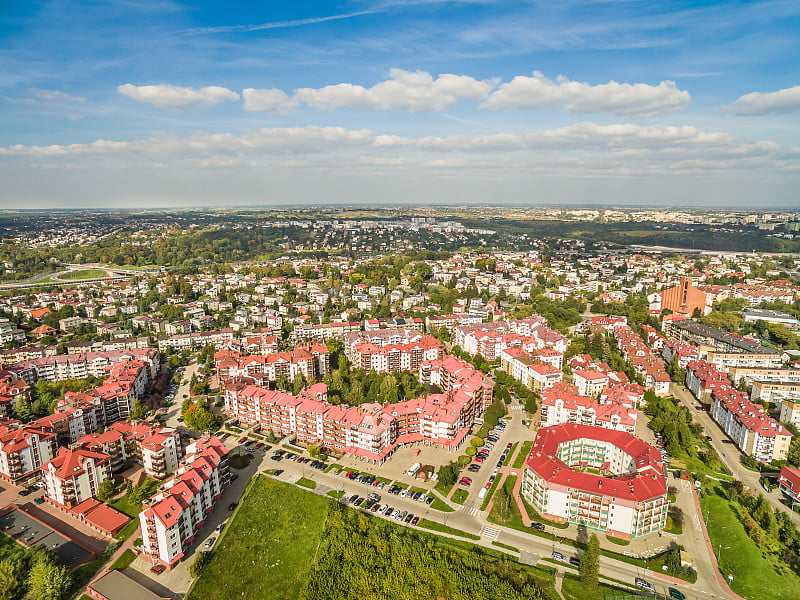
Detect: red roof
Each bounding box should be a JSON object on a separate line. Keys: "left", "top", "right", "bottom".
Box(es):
{"left": 525, "top": 423, "right": 666, "bottom": 502}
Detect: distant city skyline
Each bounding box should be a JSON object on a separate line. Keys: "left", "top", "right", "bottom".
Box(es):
{"left": 1, "top": 1, "right": 800, "bottom": 207}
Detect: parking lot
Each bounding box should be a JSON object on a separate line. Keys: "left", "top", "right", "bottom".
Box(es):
{"left": 0, "top": 506, "right": 94, "bottom": 568}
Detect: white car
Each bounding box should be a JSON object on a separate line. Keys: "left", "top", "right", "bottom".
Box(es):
{"left": 390, "top": 509, "right": 400, "bottom": 519}
{"left": 204, "top": 537, "right": 216, "bottom": 549}
{"left": 400, "top": 489, "right": 407, "bottom": 498}
{"left": 418, "top": 494, "right": 427, "bottom": 503}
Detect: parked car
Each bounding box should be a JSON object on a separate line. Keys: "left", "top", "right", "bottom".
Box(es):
{"left": 418, "top": 494, "right": 427, "bottom": 503}
{"left": 390, "top": 509, "right": 400, "bottom": 519}
{"left": 227, "top": 502, "right": 237, "bottom": 511}
{"left": 397, "top": 510, "right": 407, "bottom": 521}
{"left": 230, "top": 473, "right": 239, "bottom": 481}
{"left": 411, "top": 516, "right": 419, "bottom": 525}
{"left": 425, "top": 496, "right": 434, "bottom": 505}
{"left": 404, "top": 513, "right": 414, "bottom": 523}
{"left": 569, "top": 557, "right": 581, "bottom": 568}
{"left": 354, "top": 497, "right": 364, "bottom": 507}
{"left": 150, "top": 564, "right": 166, "bottom": 575}
{"left": 530, "top": 522, "right": 545, "bottom": 531}
{"left": 247, "top": 453, "right": 255, "bottom": 459}
{"left": 668, "top": 588, "right": 686, "bottom": 600}
{"left": 214, "top": 523, "right": 224, "bottom": 534}
{"left": 33, "top": 497, "right": 45, "bottom": 505}
{"left": 635, "top": 578, "right": 655, "bottom": 592}
{"left": 273, "top": 469, "right": 283, "bottom": 476}
{"left": 552, "top": 552, "right": 567, "bottom": 562}
{"left": 204, "top": 537, "right": 215, "bottom": 549}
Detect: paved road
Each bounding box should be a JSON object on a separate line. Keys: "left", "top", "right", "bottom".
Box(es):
{"left": 670, "top": 381, "right": 800, "bottom": 529}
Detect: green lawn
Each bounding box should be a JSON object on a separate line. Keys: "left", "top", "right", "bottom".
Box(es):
{"left": 189, "top": 476, "right": 329, "bottom": 600}
{"left": 700, "top": 479, "right": 800, "bottom": 600}
{"left": 110, "top": 549, "right": 136, "bottom": 571}
{"left": 429, "top": 494, "right": 454, "bottom": 512}
{"left": 415, "top": 519, "right": 481, "bottom": 540}
{"left": 512, "top": 440, "right": 533, "bottom": 469}
{"left": 326, "top": 490, "right": 344, "bottom": 499}
{"left": 110, "top": 477, "right": 160, "bottom": 518}
{"left": 560, "top": 573, "right": 634, "bottom": 600}
{"left": 451, "top": 488, "right": 469, "bottom": 504}
{"left": 59, "top": 268, "right": 109, "bottom": 280}
{"left": 115, "top": 519, "right": 139, "bottom": 542}
{"left": 296, "top": 477, "right": 317, "bottom": 490}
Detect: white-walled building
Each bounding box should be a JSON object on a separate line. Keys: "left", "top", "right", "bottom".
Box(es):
{"left": 43, "top": 447, "right": 112, "bottom": 508}
{"left": 139, "top": 436, "right": 229, "bottom": 569}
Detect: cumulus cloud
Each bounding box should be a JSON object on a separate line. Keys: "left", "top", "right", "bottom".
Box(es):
{"left": 481, "top": 72, "right": 689, "bottom": 118}
{"left": 727, "top": 84, "right": 800, "bottom": 115}
{"left": 117, "top": 83, "right": 240, "bottom": 109}
{"left": 241, "top": 88, "right": 299, "bottom": 114}
{"left": 295, "top": 68, "right": 497, "bottom": 112}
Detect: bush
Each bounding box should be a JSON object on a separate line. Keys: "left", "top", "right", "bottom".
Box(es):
{"left": 465, "top": 447, "right": 476, "bottom": 457}
{"left": 470, "top": 437, "right": 484, "bottom": 447}
{"left": 457, "top": 455, "right": 471, "bottom": 465}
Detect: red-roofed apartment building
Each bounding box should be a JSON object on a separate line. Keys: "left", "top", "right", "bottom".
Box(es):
{"left": 778, "top": 466, "right": 800, "bottom": 504}
{"left": 139, "top": 436, "right": 229, "bottom": 569}
{"left": 0, "top": 420, "right": 57, "bottom": 483}
{"left": 42, "top": 447, "right": 112, "bottom": 508}
{"left": 521, "top": 423, "right": 668, "bottom": 540}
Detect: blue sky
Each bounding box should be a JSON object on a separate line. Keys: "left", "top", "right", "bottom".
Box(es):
{"left": 1, "top": 0, "right": 799, "bottom": 208}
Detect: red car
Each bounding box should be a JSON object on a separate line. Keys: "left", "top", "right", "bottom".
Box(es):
{"left": 150, "top": 564, "right": 166, "bottom": 575}
{"left": 475, "top": 457, "right": 484, "bottom": 463}
{"left": 255, "top": 442, "right": 264, "bottom": 449}
{"left": 238, "top": 436, "right": 247, "bottom": 444}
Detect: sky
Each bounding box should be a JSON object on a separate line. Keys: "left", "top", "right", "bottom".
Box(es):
{"left": 1, "top": 0, "right": 800, "bottom": 209}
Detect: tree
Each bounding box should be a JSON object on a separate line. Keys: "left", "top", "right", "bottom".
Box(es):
{"left": 26, "top": 556, "right": 72, "bottom": 600}
{"left": 580, "top": 533, "right": 600, "bottom": 589}
{"left": 0, "top": 558, "right": 25, "bottom": 600}
{"left": 97, "top": 479, "right": 116, "bottom": 502}
{"left": 437, "top": 461, "right": 460, "bottom": 489}
{"left": 15, "top": 397, "right": 33, "bottom": 422}
{"left": 129, "top": 398, "right": 147, "bottom": 421}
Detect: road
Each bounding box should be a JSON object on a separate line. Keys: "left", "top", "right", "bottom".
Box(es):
{"left": 670, "top": 381, "right": 800, "bottom": 529}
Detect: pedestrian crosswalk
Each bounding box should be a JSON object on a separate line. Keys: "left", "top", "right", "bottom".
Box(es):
{"left": 509, "top": 405, "right": 525, "bottom": 411}
{"left": 462, "top": 506, "right": 480, "bottom": 517}
{"left": 481, "top": 526, "right": 499, "bottom": 540}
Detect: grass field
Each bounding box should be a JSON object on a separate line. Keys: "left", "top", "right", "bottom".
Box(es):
{"left": 110, "top": 549, "right": 136, "bottom": 571}
{"left": 429, "top": 494, "right": 455, "bottom": 512}
{"left": 58, "top": 268, "right": 109, "bottom": 280}
{"left": 415, "top": 519, "right": 481, "bottom": 540}
{"left": 512, "top": 440, "right": 533, "bottom": 469}
{"left": 700, "top": 478, "right": 800, "bottom": 600}
{"left": 110, "top": 477, "right": 160, "bottom": 518}
{"left": 451, "top": 488, "right": 469, "bottom": 504}
{"left": 188, "top": 476, "right": 329, "bottom": 600}
{"left": 296, "top": 477, "right": 317, "bottom": 490}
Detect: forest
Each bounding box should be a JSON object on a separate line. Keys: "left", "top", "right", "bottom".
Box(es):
{"left": 300, "top": 504, "right": 550, "bottom": 600}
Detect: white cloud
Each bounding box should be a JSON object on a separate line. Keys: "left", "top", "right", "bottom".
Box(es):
{"left": 1, "top": 124, "right": 795, "bottom": 177}
{"left": 481, "top": 72, "right": 689, "bottom": 118}
{"left": 241, "top": 88, "right": 299, "bottom": 114}
{"left": 28, "top": 88, "right": 86, "bottom": 103}
{"left": 727, "top": 84, "right": 800, "bottom": 115}
{"left": 117, "top": 83, "right": 239, "bottom": 110}
{"left": 295, "top": 68, "right": 497, "bottom": 112}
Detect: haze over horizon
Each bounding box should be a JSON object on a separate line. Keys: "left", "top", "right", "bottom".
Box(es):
{"left": 2, "top": 1, "right": 800, "bottom": 208}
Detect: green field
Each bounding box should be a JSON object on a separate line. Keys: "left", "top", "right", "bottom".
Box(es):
{"left": 513, "top": 440, "right": 534, "bottom": 468}
{"left": 451, "top": 488, "right": 469, "bottom": 504}
{"left": 188, "top": 476, "right": 329, "bottom": 600}
{"left": 58, "top": 268, "right": 109, "bottom": 280}
{"left": 700, "top": 479, "right": 800, "bottom": 600}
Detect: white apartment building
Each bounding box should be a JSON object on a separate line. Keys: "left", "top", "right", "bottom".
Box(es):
{"left": 43, "top": 448, "right": 112, "bottom": 508}
{"left": 140, "top": 436, "right": 229, "bottom": 568}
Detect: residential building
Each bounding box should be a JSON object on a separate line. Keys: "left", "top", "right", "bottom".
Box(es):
{"left": 42, "top": 447, "right": 112, "bottom": 509}
{"left": 0, "top": 420, "right": 57, "bottom": 483}
{"left": 139, "top": 436, "right": 230, "bottom": 569}
{"left": 521, "top": 423, "right": 668, "bottom": 539}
